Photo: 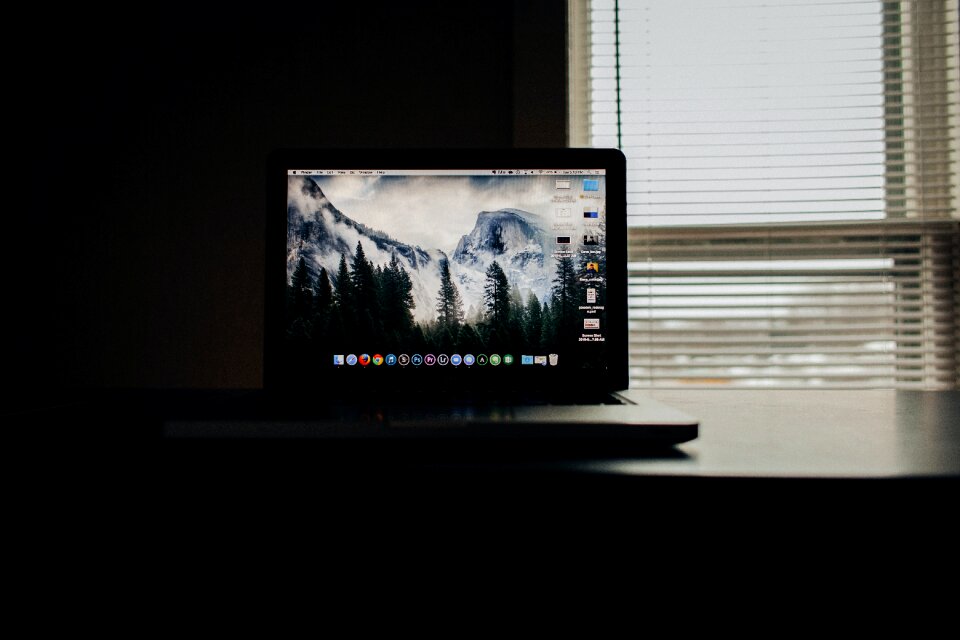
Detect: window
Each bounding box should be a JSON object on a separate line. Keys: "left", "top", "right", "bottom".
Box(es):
{"left": 570, "top": 0, "right": 959, "bottom": 389}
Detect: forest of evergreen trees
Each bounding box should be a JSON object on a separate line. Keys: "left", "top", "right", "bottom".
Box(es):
{"left": 287, "top": 241, "right": 606, "bottom": 366}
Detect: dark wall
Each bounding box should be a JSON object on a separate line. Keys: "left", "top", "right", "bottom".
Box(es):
{"left": 18, "top": 2, "right": 567, "bottom": 390}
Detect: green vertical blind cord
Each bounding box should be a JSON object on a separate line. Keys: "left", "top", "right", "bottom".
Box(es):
{"left": 614, "top": 0, "right": 622, "bottom": 149}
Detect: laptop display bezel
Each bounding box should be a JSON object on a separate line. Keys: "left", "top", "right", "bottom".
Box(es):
{"left": 265, "top": 148, "right": 628, "bottom": 394}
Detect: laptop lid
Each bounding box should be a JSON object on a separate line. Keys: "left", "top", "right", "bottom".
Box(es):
{"left": 266, "top": 148, "right": 627, "bottom": 396}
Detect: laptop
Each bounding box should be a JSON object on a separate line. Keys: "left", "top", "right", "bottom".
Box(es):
{"left": 252, "top": 148, "right": 697, "bottom": 445}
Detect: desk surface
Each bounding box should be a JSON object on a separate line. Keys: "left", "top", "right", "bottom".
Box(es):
{"left": 18, "top": 388, "right": 960, "bottom": 479}
{"left": 151, "top": 388, "right": 959, "bottom": 478}
{"left": 608, "top": 389, "right": 960, "bottom": 479}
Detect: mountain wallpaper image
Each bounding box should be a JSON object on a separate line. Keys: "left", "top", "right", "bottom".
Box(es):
{"left": 285, "top": 174, "right": 606, "bottom": 367}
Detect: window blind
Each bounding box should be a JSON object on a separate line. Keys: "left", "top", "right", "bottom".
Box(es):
{"left": 572, "top": 0, "right": 959, "bottom": 389}
{"left": 628, "top": 220, "right": 958, "bottom": 388}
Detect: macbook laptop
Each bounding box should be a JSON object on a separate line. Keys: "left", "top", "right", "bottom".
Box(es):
{"left": 254, "top": 148, "right": 697, "bottom": 445}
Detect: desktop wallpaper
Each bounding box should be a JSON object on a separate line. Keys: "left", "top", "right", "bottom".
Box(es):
{"left": 284, "top": 173, "right": 608, "bottom": 369}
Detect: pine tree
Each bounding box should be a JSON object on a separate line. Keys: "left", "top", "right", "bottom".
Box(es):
{"left": 409, "top": 323, "right": 428, "bottom": 352}
{"left": 378, "top": 261, "right": 394, "bottom": 314}
{"left": 351, "top": 241, "right": 381, "bottom": 342}
{"left": 351, "top": 240, "right": 379, "bottom": 313}
{"left": 436, "top": 258, "right": 464, "bottom": 329}
{"left": 541, "top": 298, "right": 554, "bottom": 348}
{"left": 551, "top": 255, "right": 580, "bottom": 337}
{"left": 378, "top": 253, "right": 415, "bottom": 338}
{"left": 333, "top": 254, "right": 353, "bottom": 310}
{"left": 483, "top": 260, "right": 511, "bottom": 328}
{"left": 394, "top": 260, "right": 415, "bottom": 329}
{"left": 510, "top": 282, "right": 524, "bottom": 311}
{"left": 507, "top": 283, "right": 527, "bottom": 348}
{"left": 332, "top": 253, "right": 354, "bottom": 341}
{"left": 308, "top": 266, "right": 333, "bottom": 343}
{"left": 314, "top": 267, "right": 332, "bottom": 314}
{"left": 290, "top": 256, "right": 313, "bottom": 316}
{"left": 525, "top": 292, "right": 543, "bottom": 350}
{"left": 437, "top": 325, "right": 457, "bottom": 353}
{"left": 457, "top": 323, "right": 484, "bottom": 354}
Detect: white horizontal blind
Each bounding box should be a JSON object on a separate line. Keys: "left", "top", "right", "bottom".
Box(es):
{"left": 577, "top": 0, "right": 960, "bottom": 389}
{"left": 628, "top": 221, "right": 958, "bottom": 388}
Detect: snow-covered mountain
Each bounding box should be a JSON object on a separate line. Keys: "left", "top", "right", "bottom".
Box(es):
{"left": 287, "top": 176, "right": 446, "bottom": 324}
{"left": 287, "top": 176, "right": 556, "bottom": 324}
{"left": 450, "top": 208, "right": 555, "bottom": 308}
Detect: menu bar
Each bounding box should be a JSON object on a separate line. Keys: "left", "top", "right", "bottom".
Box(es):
{"left": 288, "top": 169, "right": 606, "bottom": 176}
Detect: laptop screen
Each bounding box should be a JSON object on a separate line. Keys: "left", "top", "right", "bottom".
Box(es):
{"left": 269, "top": 150, "right": 626, "bottom": 393}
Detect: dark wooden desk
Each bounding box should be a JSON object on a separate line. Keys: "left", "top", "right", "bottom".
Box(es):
{"left": 22, "top": 389, "right": 951, "bottom": 542}
{"left": 595, "top": 389, "right": 960, "bottom": 479}
{"left": 155, "top": 390, "right": 959, "bottom": 547}
{"left": 148, "top": 388, "right": 960, "bottom": 480}
{"left": 21, "top": 388, "right": 919, "bottom": 562}
{"left": 16, "top": 388, "right": 959, "bottom": 479}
